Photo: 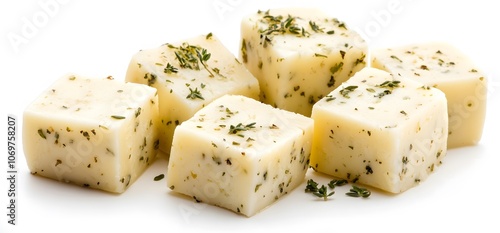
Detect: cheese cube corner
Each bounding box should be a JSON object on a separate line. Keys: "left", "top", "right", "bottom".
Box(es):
{"left": 125, "top": 33, "right": 260, "bottom": 153}
{"left": 167, "top": 95, "right": 314, "bottom": 217}
{"left": 240, "top": 8, "right": 368, "bottom": 116}
{"left": 311, "top": 67, "right": 448, "bottom": 193}
{"left": 371, "top": 42, "right": 487, "bottom": 148}
{"left": 23, "top": 74, "right": 160, "bottom": 193}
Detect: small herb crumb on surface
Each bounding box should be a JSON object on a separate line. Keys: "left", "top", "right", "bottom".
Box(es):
{"left": 111, "top": 115, "right": 126, "bottom": 120}
{"left": 304, "top": 178, "right": 370, "bottom": 200}
{"left": 346, "top": 185, "right": 371, "bottom": 198}
{"left": 154, "top": 174, "right": 165, "bottom": 181}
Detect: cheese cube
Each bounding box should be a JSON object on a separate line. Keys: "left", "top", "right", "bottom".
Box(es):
{"left": 167, "top": 95, "right": 313, "bottom": 216}
{"left": 371, "top": 42, "right": 487, "bottom": 148}
{"left": 125, "top": 33, "right": 260, "bottom": 153}
{"left": 240, "top": 8, "right": 368, "bottom": 116}
{"left": 23, "top": 74, "right": 160, "bottom": 193}
{"left": 310, "top": 67, "right": 448, "bottom": 193}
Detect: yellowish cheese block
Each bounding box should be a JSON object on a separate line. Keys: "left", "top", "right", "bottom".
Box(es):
{"left": 23, "top": 74, "right": 160, "bottom": 193}
{"left": 311, "top": 67, "right": 448, "bottom": 193}
{"left": 240, "top": 8, "right": 368, "bottom": 116}
{"left": 125, "top": 33, "right": 260, "bottom": 153}
{"left": 371, "top": 42, "right": 487, "bottom": 148}
{"left": 167, "top": 95, "right": 314, "bottom": 216}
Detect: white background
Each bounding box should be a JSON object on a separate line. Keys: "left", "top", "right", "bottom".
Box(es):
{"left": 1, "top": 0, "right": 499, "bottom": 232}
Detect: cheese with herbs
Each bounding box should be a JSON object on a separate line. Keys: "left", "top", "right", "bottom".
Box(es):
{"left": 167, "top": 95, "right": 313, "bottom": 216}
{"left": 23, "top": 74, "right": 160, "bottom": 193}
{"left": 310, "top": 67, "right": 448, "bottom": 194}
{"left": 125, "top": 33, "right": 260, "bottom": 153}
{"left": 240, "top": 8, "right": 368, "bottom": 116}
{"left": 371, "top": 42, "right": 487, "bottom": 148}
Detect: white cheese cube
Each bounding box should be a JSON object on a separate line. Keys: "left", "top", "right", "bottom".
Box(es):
{"left": 23, "top": 74, "right": 160, "bottom": 193}
{"left": 125, "top": 33, "right": 260, "bottom": 153}
{"left": 167, "top": 95, "right": 313, "bottom": 216}
{"left": 371, "top": 42, "right": 487, "bottom": 148}
{"left": 310, "top": 67, "right": 448, "bottom": 193}
{"left": 240, "top": 8, "right": 368, "bottom": 116}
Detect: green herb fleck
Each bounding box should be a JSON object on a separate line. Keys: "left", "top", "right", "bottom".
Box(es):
{"left": 186, "top": 87, "right": 204, "bottom": 100}
{"left": 377, "top": 80, "right": 401, "bottom": 88}
{"left": 325, "top": 95, "right": 336, "bottom": 102}
{"left": 305, "top": 179, "right": 334, "bottom": 201}
{"left": 228, "top": 122, "right": 256, "bottom": 135}
{"left": 195, "top": 47, "right": 214, "bottom": 77}
{"left": 241, "top": 39, "right": 248, "bottom": 63}
{"left": 337, "top": 21, "right": 347, "bottom": 29}
{"left": 111, "top": 115, "right": 125, "bottom": 120}
{"left": 328, "top": 179, "right": 348, "bottom": 189}
{"left": 144, "top": 73, "right": 157, "bottom": 86}
{"left": 374, "top": 89, "right": 392, "bottom": 98}
{"left": 164, "top": 63, "right": 178, "bottom": 74}
{"left": 390, "top": 55, "right": 403, "bottom": 62}
{"left": 339, "top": 85, "right": 358, "bottom": 98}
{"left": 309, "top": 20, "right": 324, "bottom": 33}
{"left": 38, "top": 129, "right": 46, "bottom": 139}
{"left": 168, "top": 43, "right": 217, "bottom": 77}
{"left": 305, "top": 179, "right": 319, "bottom": 193}
{"left": 258, "top": 12, "right": 309, "bottom": 46}
{"left": 354, "top": 53, "right": 366, "bottom": 66}
{"left": 346, "top": 185, "right": 371, "bottom": 198}
{"left": 314, "top": 185, "right": 335, "bottom": 201}
{"left": 154, "top": 174, "right": 165, "bottom": 181}
{"left": 325, "top": 71, "right": 337, "bottom": 86}
{"left": 330, "top": 62, "right": 344, "bottom": 74}
{"left": 339, "top": 50, "right": 346, "bottom": 59}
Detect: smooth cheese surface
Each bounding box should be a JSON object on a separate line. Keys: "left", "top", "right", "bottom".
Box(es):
{"left": 240, "top": 8, "right": 368, "bottom": 116}
{"left": 23, "top": 74, "right": 160, "bottom": 193}
{"left": 371, "top": 42, "right": 487, "bottom": 148}
{"left": 167, "top": 95, "right": 313, "bottom": 217}
{"left": 126, "top": 33, "right": 260, "bottom": 153}
{"left": 311, "top": 67, "right": 448, "bottom": 193}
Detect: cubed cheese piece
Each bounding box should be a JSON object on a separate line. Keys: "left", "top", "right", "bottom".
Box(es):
{"left": 23, "top": 74, "right": 160, "bottom": 193}
{"left": 125, "top": 33, "right": 260, "bottom": 153}
{"left": 240, "top": 8, "right": 368, "bottom": 116}
{"left": 371, "top": 42, "right": 487, "bottom": 148}
{"left": 310, "top": 67, "right": 448, "bottom": 193}
{"left": 167, "top": 95, "right": 313, "bottom": 216}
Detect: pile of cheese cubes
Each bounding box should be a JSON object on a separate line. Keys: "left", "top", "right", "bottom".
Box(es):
{"left": 23, "top": 8, "right": 487, "bottom": 217}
